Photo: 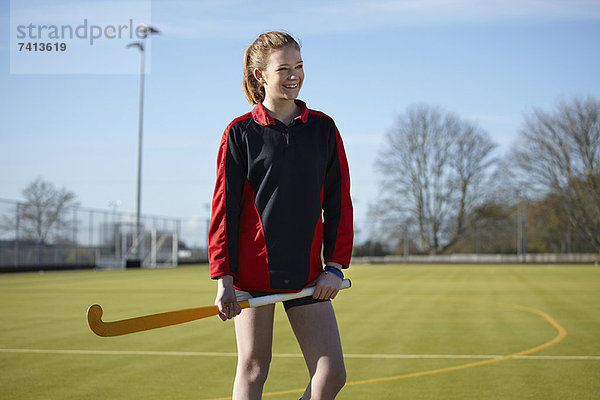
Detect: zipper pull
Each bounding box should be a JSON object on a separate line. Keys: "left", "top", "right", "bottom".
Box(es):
{"left": 282, "top": 127, "right": 290, "bottom": 145}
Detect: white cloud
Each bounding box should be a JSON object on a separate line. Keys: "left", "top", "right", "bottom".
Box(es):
{"left": 10, "top": 0, "right": 152, "bottom": 25}
{"left": 150, "top": 0, "right": 600, "bottom": 39}
{"left": 12, "top": 0, "right": 599, "bottom": 41}
{"left": 353, "top": 0, "right": 600, "bottom": 22}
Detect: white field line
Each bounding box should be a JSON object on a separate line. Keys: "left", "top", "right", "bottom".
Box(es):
{"left": 1, "top": 348, "right": 599, "bottom": 360}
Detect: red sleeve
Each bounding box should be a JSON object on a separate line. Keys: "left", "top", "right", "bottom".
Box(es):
{"left": 323, "top": 123, "right": 354, "bottom": 268}
{"left": 208, "top": 118, "right": 247, "bottom": 279}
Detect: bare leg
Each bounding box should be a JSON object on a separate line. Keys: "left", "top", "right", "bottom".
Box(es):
{"left": 232, "top": 304, "right": 275, "bottom": 400}
{"left": 287, "top": 302, "right": 346, "bottom": 400}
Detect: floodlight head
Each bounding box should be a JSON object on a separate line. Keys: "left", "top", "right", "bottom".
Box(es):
{"left": 138, "top": 24, "right": 160, "bottom": 38}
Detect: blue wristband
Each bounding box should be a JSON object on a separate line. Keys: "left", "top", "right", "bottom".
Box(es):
{"left": 324, "top": 266, "right": 344, "bottom": 279}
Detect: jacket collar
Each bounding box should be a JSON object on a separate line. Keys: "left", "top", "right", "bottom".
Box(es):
{"left": 251, "top": 100, "right": 309, "bottom": 126}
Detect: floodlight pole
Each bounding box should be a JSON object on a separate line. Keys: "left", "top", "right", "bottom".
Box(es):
{"left": 128, "top": 24, "right": 159, "bottom": 266}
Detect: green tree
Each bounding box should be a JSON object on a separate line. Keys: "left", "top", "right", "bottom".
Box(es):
{"left": 447, "top": 202, "right": 516, "bottom": 254}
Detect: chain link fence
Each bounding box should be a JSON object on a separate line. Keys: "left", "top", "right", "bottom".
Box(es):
{"left": 0, "top": 198, "right": 206, "bottom": 271}
{"left": 2, "top": 197, "right": 596, "bottom": 271}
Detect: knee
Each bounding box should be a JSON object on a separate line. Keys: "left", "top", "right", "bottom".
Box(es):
{"left": 316, "top": 365, "right": 346, "bottom": 393}
{"left": 237, "top": 355, "right": 271, "bottom": 386}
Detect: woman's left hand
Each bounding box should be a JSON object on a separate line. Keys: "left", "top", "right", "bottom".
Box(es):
{"left": 310, "top": 269, "right": 343, "bottom": 300}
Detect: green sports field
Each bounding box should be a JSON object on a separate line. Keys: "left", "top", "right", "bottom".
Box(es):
{"left": 1, "top": 264, "right": 599, "bottom": 399}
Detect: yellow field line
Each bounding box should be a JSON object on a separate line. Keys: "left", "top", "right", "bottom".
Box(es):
{"left": 204, "top": 302, "right": 568, "bottom": 400}
{"left": 0, "top": 301, "right": 568, "bottom": 400}
{"left": 344, "top": 303, "right": 567, "bottom": 387}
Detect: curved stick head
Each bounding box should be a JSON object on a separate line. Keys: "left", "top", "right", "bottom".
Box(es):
{"left": 86, "top": 304, "right": 108, "bottom": 337}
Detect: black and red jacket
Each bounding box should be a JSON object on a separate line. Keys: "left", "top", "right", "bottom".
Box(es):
{"left": 208, "top": 100, "right": 353, "bottom": 292}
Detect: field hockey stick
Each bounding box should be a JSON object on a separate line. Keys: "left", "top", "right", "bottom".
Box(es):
{"left": 87, "top": 278, "right": 351, "bottom": 337}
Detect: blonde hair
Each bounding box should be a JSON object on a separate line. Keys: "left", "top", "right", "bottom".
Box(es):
{"left": 243, "top": 31, "right": 301, "bottom": 104}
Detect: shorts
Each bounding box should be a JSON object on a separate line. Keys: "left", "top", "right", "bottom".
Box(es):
{"left": 234, "top": 288, "right": 330, "bottom": 312}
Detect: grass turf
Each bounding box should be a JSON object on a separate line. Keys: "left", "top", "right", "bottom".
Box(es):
{"left": 0, "top": 264, "right": 599, "bottom": 399}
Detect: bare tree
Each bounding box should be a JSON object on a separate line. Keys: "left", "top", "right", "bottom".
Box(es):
{"left": 7, "top": 178, "right": 79, "bottom": 244}
{"left": 510, "top": 96, "right": 600, "bottom": 252}
{"left": 449, "top": 120, "right": 498, "bottom": 246}
{"left": 375, "top": 105, "right": 497, "bottom": 254}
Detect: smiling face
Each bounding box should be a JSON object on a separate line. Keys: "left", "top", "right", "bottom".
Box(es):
{"left": 254, "top": 45, "right": 304, "bottom": 105}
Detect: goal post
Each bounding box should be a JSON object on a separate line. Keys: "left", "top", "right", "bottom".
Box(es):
{"left": 95, "top": 215, "right": 179, "bottom": 270}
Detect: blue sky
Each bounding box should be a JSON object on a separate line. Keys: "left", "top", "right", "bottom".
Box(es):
{"left": 1, "top": 0, "right": 600, "bottom": 246}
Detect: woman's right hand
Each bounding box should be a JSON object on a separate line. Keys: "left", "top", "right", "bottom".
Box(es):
{"left": 215, "top": 275, "right": 241, "bottom": 321}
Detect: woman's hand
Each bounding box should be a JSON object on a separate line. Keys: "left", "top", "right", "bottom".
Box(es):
{"left": 310, "top": 268, "right": 343, "bottom": 300}
{"left": 215, "top": 275, "right": 241, "bottom": 321}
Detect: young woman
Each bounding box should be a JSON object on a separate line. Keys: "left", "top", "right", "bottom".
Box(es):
{"left": 208, "top": 31, "right": 353, "bottom": 400}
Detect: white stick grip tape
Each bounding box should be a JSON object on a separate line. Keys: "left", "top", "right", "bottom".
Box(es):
{"left": 247, "top": 278, "right": 351, "bottom": 308}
